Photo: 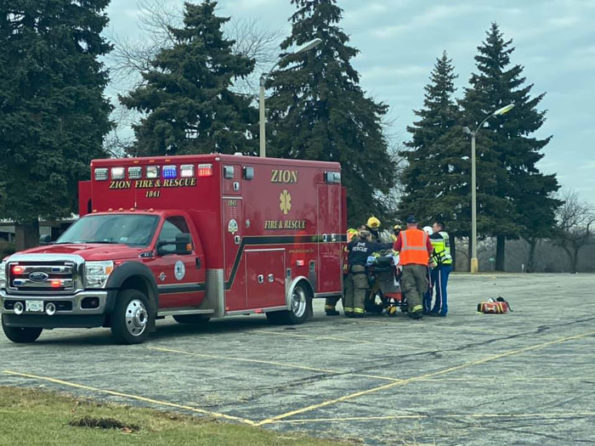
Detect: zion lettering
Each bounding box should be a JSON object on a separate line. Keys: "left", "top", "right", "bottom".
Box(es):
{"left": 271, "top": 169, "right": 298, "bottom": 184}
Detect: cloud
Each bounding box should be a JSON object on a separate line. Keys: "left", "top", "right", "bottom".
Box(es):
{"left": 361, "top": 64, "right": 428, "bottom": 80}
{"left": 225, "top": 0, "right": 279, "bottom": 12}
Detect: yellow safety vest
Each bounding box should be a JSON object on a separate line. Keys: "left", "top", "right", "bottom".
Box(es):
{"left": 430, "top": 231, "right": 452, "bottom": 265}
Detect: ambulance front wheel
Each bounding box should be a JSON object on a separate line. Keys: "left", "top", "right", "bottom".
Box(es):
{"left": 1, "top": 315, "right": 42, "bottom": 343}
{"left": 110, "top": 289, "right": 154, "bottom": 345}
{"left": 266, "top": 283, "right": 312, "bottom": 325}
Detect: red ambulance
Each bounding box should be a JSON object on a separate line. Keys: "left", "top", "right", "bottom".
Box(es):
{"left": 0, "top": 154, "right": 345, "bottom": 344}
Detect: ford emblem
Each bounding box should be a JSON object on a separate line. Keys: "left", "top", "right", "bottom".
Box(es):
{"left": 29, "top": 272, "right": 49, "bottom": 283}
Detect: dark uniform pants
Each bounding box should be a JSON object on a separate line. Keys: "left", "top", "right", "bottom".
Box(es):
{"left": 325, "top": 295, "right": 342, "bottom": 312}
{"left": 344, "top": 265, "right": 368, "bottom": 315}
{"left": 400, "top": 264, "right": 428, "bottom": 314}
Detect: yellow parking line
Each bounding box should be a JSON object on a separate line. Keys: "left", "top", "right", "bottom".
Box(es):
{"left": 149, "top": 346, "right": 403, "bottom": 383}
{"left": 3, "top": 370, "right": 256, "bottom": 426}
{"left": 273, "top": 411, "right": 595, "bottom": 424}
{"left": 418, "top": 376, "right": 595, "bottom": 382}
{"left": 252, "top": 329, "right": 372, "bottom": 344}
{"left": 255, "top": 330, "right": 595, "bottom": 426}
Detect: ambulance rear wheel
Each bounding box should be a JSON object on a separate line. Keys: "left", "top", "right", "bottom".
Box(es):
{"left": 1, "top": 316, "right": 42, "bottom": 343}
{"left": 266, "top": 283, "right": 311, "bottom": 325}
{"left": 110, "top": 289, "right": 153, "bottom": 345}
{"left": 173, "top": 315, "right": 210, "bottom": 325}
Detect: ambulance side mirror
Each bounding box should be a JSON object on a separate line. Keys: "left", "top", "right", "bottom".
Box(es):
{"left": 156, "top": 233, "right": 192, "bottom": 256}
{"left": 174, "top": 233, "right": 192, "bottom": 255}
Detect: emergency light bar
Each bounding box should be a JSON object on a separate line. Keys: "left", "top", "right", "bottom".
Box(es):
{"left": 94, "top": 162, "right": 217, "bottom": 182}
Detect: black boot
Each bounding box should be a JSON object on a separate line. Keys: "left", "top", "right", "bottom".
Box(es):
{"left": 325, "top": 309, "right": 340, "bottom": 316}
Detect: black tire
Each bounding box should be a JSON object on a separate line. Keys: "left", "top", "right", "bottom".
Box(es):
{"left": 173, "top": 315, "right": 210, "bottom": 325}
{"left": 2, "top": 315, "right": 42, "bottom": 343}
{"left": 266, "top": 283, "right": 311, "bottom": 325}
{"left": 110, "top": 289, "right": 154, "bottom": 345}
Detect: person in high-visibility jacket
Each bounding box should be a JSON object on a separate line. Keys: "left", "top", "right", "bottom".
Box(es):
{"left": 325, "top": 228, "right": 359, "bottom": 316}
{"left": 427, "top": 220, "right": 452, "bottom": 317}
{"left": 393, "top": 215, "right": 434, "bottom": 319}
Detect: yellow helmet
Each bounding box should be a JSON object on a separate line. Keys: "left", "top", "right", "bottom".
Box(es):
{"left": 366, "top": 216, "right": 381, "bottom": 229}
{"left": 346, "top": 228, "right": 358, "bottom": 242}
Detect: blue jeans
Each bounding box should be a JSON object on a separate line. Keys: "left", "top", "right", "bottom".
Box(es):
{"left": 422, "top": 267, "right": 433, "bottom": 313}
{"left": 430, "top": 264, "right": 452, "bottom": 316}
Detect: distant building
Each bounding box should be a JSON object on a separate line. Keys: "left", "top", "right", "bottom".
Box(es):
{"left": 0, "top": 216, "right": 77, "bottom": 243}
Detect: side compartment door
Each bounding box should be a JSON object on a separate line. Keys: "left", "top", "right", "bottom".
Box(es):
{"left": 222, "top": 196, "right": 246, "bottom": 311}
{"left": 146, "top": 216, "right": 206, "bottom": 309}
{"left": 245, "top": 249, "right": 286, "bottom": 309}
{"left": 317, "top": 184, "right": 343, "bottom": 294}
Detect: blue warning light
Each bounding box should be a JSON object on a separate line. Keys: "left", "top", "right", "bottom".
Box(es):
{"left": 162, "top": 165, "right": 177, "bottom": 179}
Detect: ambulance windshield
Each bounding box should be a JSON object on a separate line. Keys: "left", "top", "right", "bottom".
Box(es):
{"left": 56, "top": 214, "right": 160, "bottom": 247}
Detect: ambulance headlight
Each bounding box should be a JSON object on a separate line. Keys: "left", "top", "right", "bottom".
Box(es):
{"left": 0, "top": 261, "right": 6, "bottom": 289}
{"left": 84, "top": 261, "right": 114, "bottom": 288}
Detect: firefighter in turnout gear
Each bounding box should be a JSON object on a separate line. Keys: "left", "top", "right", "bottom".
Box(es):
{"left": 393, "top": 216, "right": 434, "bottom": 319}
{"left": 325, "top": 228, "right": 359, "bottom": 316}
{"left": 344, "top": 227, "right": 392, "bottom": 317}
{"left": 364, "top": 216, "right": 385, "bottom": 313}
{"left": 427, "top": 221, "right": 452, "bottom": 316}
{"left": 391, "top": 223, "right": 402, "bottom": 242}
{"left": 366, "top": 216, "right": 381, "bottom": 242}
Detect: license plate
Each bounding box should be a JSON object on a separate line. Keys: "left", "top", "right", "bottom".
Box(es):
{"left": 25, "top": 300, "right": 44, "bottom": 312}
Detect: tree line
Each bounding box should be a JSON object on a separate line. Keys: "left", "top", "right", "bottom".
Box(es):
{"left": 0, "top": 0, "right": 592, "bottom": 270}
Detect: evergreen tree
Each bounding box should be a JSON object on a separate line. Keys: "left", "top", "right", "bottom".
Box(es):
{"left": 399, "top": 52, "right": 465, "bottom": 229}
{"left": 0, "top": 0, "right": 112, "bottom": 249}
{"left": 120, "top": 1, "right": 256, "bottom": 156}
{"left": 460, "top": 23, "right": 559, "bottom": 271}
{"left": 266, "top": 0, "right": 395, "bottom": 225}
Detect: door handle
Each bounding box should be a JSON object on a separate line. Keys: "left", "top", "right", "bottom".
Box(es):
{"left": 268, "top": 274, "right": 274, "bottom": 283}
{"left": 257, "top": 275, "right": 264, "bottom": 284}
{"left": 234, "top": 235, "right": 241, "bottom": 245}
{"left": 195, "top": 258, "right": 201, "bottom": 269}
{"left": 322, "top": 234, "right": 328, "bottom": 242}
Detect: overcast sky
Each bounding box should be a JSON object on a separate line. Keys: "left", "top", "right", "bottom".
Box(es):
{"left": 106, "top": 0, "right": 595, "bottom": 205}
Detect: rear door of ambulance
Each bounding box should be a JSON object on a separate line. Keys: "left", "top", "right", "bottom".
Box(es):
{"left": 316, "top": 168, "right": 343, "bottom": 294}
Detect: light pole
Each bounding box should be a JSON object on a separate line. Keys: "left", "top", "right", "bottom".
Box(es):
{"left": 463, "top": 103, "right": 514, "bottom": 273}
{"left": 259, "top": 38, "right": 322, "bottom": 158}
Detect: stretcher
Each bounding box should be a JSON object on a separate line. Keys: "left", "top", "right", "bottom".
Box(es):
{"left": 365, "top": 254, "right": 407, "bottom": 315}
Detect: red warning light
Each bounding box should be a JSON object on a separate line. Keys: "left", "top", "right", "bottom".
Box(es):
{"left": 197, "top": 164, "right": 213, "bottom": 177}
{"left": 12, "top": 265, "right": 24, "bottom": 275}
{"left": 50, "top": 280, "right": 62, "bottom": 288}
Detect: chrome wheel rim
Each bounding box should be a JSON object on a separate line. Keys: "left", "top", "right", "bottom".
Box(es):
{"left": 125, "top": 299, "right": 148, "bottom": 337}
{"left": 291, "top": 287, "right": 307, "bottom": 318}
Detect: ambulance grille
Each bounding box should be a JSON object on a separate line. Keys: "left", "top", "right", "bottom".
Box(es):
{"left": 8, "top": 261, "right": 77, "bottom": 293}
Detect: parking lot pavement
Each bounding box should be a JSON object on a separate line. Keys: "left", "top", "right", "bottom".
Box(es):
{"left": 1, "top": 273, "right": 594, "bottom": 445}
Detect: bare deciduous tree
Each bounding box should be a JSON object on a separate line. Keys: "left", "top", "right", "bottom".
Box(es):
{"left": 553, "top": 190, "right": 595, "bottom": 273}
{"left": 104, "top": 0, "right": 281, "bottom": 157}
{"left": 109, "top": 0, "right": 280, "bottom": 92}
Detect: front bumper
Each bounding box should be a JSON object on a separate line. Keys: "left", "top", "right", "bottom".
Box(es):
{"left": 0, "top": 289, "right": 109, "bottom": 316}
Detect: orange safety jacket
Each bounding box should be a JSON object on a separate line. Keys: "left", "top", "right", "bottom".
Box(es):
{"left": 398, "top": 229, "right": 430, "bottom": 266}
